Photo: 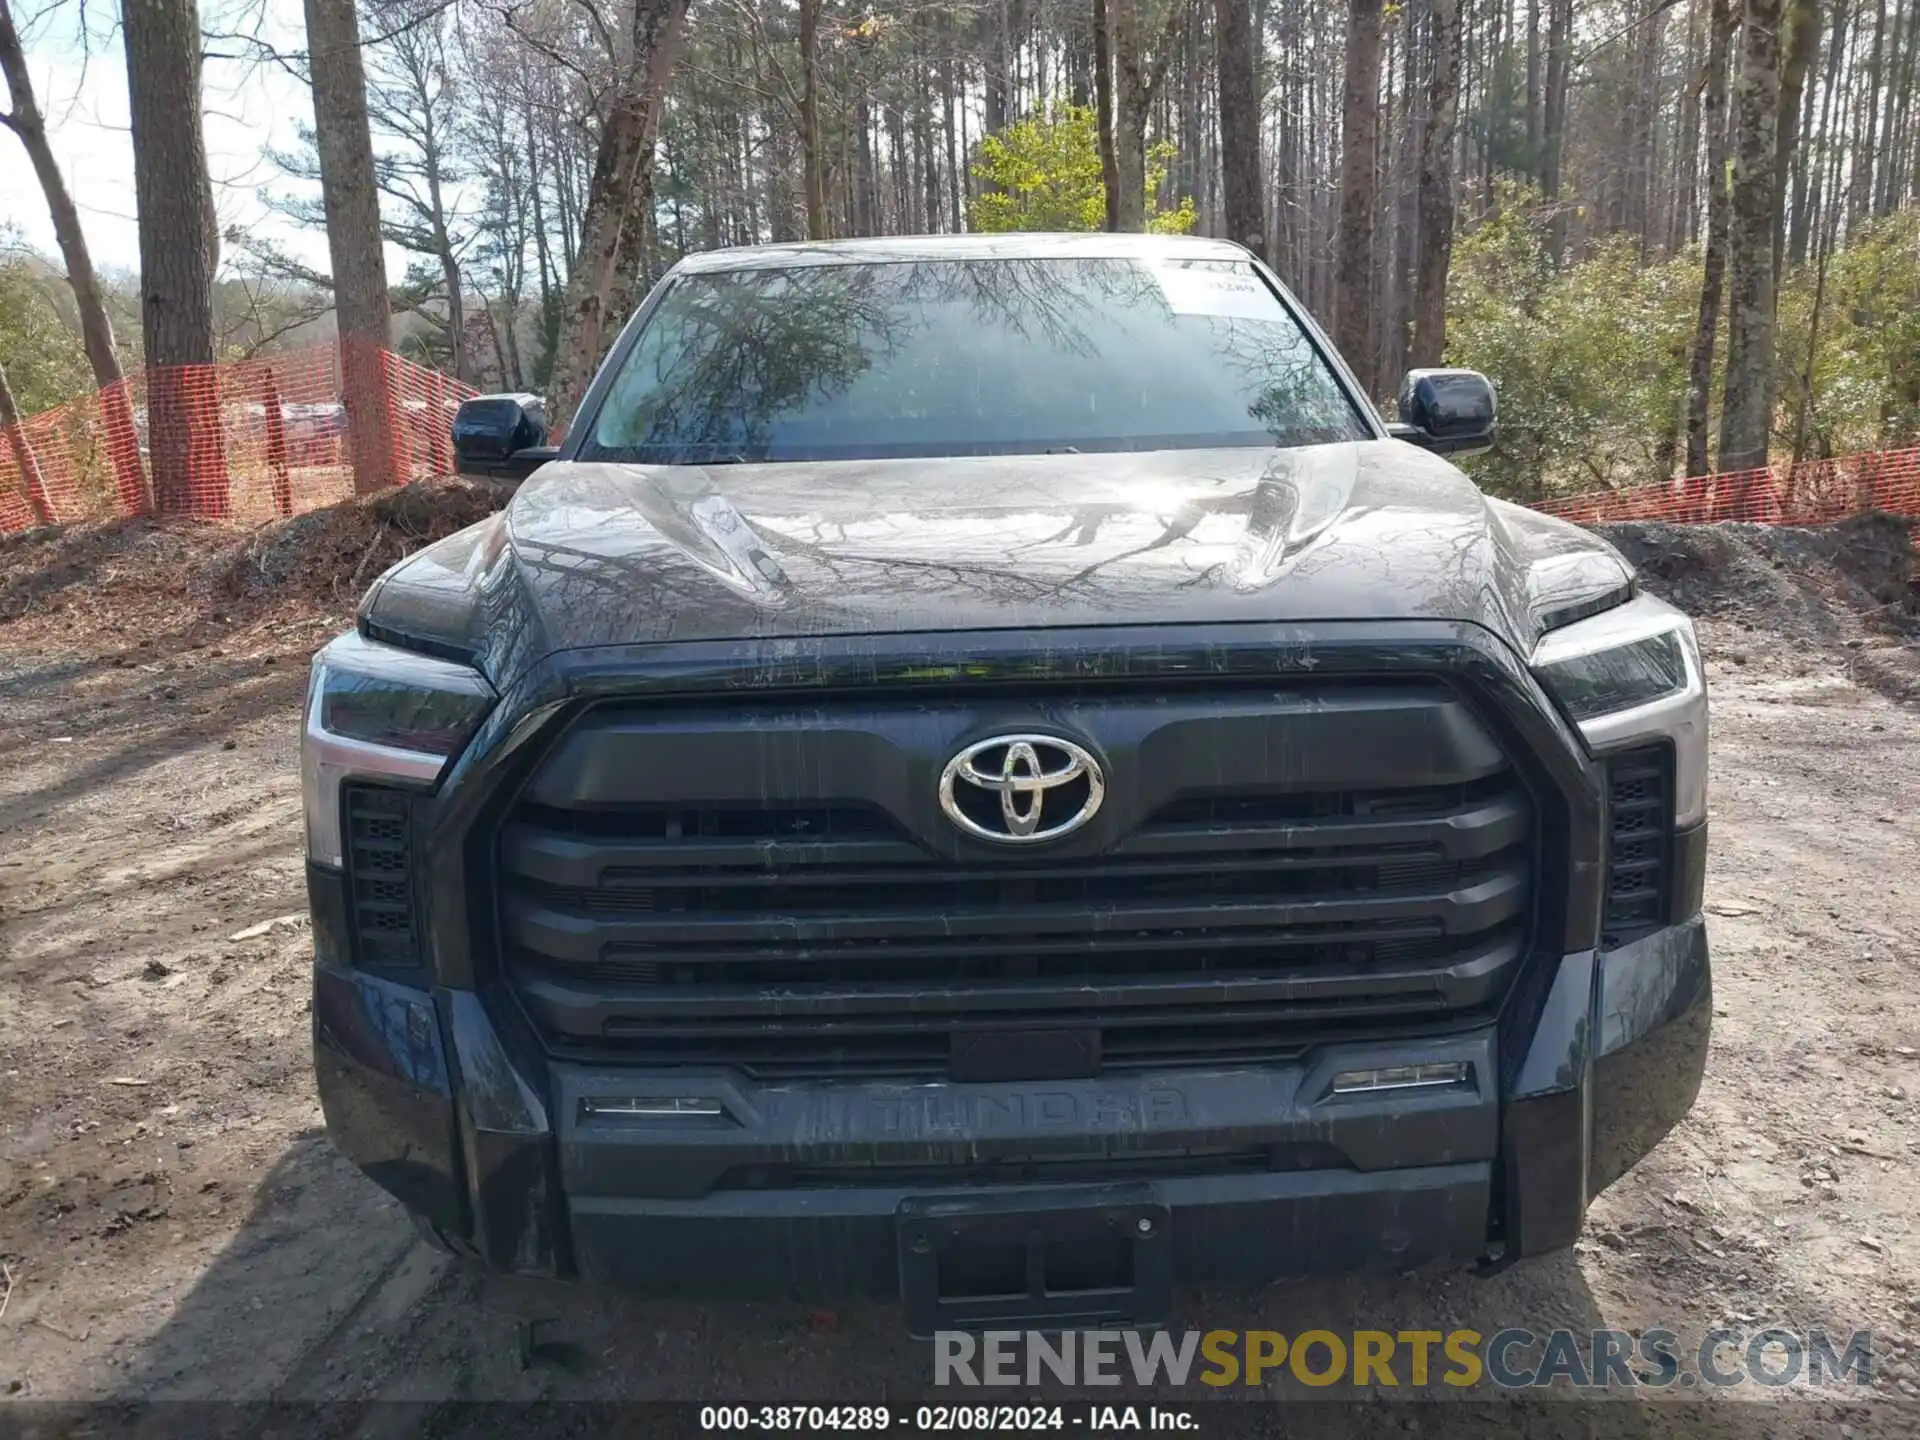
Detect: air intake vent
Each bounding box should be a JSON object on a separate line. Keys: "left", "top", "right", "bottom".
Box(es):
{"left": 343, "top": 784, "right": 422, "bottom": 975}
{"left": 1602, "top": 746, "right": 1673, "bottom": 944}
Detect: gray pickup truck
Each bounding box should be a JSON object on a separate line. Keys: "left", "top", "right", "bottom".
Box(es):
{"left": 302, "top": 233, "right": 1709, "bottom": 1336}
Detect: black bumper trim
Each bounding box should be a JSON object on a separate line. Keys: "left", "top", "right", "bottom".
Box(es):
{"left": 313, "top": 915, "right": 1710, "bottom": 1293}
{"left": 568, "top": 1164, "right": 1494, "bottom": 1314}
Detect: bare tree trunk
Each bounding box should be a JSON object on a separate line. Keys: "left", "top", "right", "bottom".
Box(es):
{"left": 1386, "top": 1, "right": 1420, "bottom": 385}
{"left": 1525, "top": 0, "right": 1542, "bottom": 173}
{"left": 0, "top": 357, "right": 55, "bottom": 526}
{"left": 422, "top": 119, "right": 467, "bottom": 382}
{"left": 854, "top": 90, "right": 878, "bottom": 234}
{"left": 1411, "top": 0, "right": 1460, "bottom": 369}
{"left": 1793, "top": 0, "right": 1847, "bottom": 265}
{"left": 916, "top": 48, "right": 941, "bottom": 233}
{"left": 303, "top": 0, "right": 400, "bottom": 492}
{"left": 1670, "top": 0, "right": 1705, "bottom": 251}
{"left": 1878, "top": 0, "right": 1918, "bottom": 212}
{"left": 1685, "top": 0, "right": 1737, "bottom": 478}
{"left": 605, "top": 146, "right": 662, "bottom": 330}
{"left": 548, "top": 0, "right": 691, "bottom": 431}
{"left": 1108, "top": 0, "right": 1185, "bottom": 230}
{"left": 1853, "top": 0, "right": 1888, "bottom": 228}
{"left": 1791, "top": 216, "right": 1835, "bottom": 464}
{"left": 0, "top": 0, "right": 148, "bottom": 511}
{"left": 1628, "top": 0, "right": 1667, "bottom": 252}
{"left": 1094, "top": 0, "right": 1122, "bottom": 229}
{"left": 800, "top": 0, "right": 828, "bottom": 239}
{"left": 1215, "top": 0, "right": 1263, "bottom": 251}
{"left": 1108, "top": 0, "right": 1149, "bottom": 229}
{"left": 1772, "top": 0, "right": 1820, "bottom": 282}
{"left": 1717, "top": 0, "right": 1787, "bottom": 476}
{"left": 1336, "top": 0, "right": 1385, "bottom": 383}
{"left": 943, "top": 51, "right": 962, "bottom": 228}
{"left": 1541, "top": 0, "right": 1571, "bottom": 260}
{"left": 123, "top": 0, "right": 227, "bottom": 515}
{"left": 984, "top": 0, "right": 1011, "bottom": 135}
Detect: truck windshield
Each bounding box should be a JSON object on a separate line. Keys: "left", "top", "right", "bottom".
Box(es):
{"left": 583, "top": 256, "right": 1372, "bottom": 464}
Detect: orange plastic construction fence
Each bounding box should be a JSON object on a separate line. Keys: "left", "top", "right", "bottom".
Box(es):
{"left": 5, "top": 354, "right": 1919, "bottom": 539}
{"left": 0, "top": 340, "right": 474, "bottom": 533}
{"left": 1537, "top": 447, "right": 1920, "bottom": 528}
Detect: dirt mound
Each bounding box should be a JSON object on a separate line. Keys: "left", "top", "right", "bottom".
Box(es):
{"left": 1599, "top": 510, "right": 1919, "bottom": 641}
{"left": 202, "top": 476, "right": 509, "bottom": 611}
{"left": 0, "top": 477, "right": 511, "bottom": 660}
{"left": 5, "top": 485, "right": 1915, "bottom": 674}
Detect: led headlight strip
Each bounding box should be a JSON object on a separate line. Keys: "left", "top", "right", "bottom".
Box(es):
{"left": 300, "top": 631, "right": 495, "bottom": 867}
{"left": 1531, "top": 593, "right": 1708, "bottom": 829}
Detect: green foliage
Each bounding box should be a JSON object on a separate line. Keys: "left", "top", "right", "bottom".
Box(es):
{"left": 969, "top": 104, "right": 1196, "bottom": 236}
{"left": 1774, "top": 210, "right": 1920, "bottom": 457}
{"left": 1447, "top": 188, "right": 1920, "bottom": 499}
{"left": 1445, "top": 186, "right": 1698, "bottom": 501}
{"left": 0, "top": 242, "right": 92, "bottom": 417}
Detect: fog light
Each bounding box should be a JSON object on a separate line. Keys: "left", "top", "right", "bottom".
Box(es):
{"left": 579, "top": 1096, "right": 727, "bottom": 1119}
{"left": 1330, "top": 1062, "right": 1470, "bottom": 1095}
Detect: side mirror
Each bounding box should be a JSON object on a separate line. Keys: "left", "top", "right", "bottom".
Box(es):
{"left": 1388, "top": 369, "right": 1497, "bottom": 457}
{"left": 451, "top": 393, "right": 556, "bottom": 483}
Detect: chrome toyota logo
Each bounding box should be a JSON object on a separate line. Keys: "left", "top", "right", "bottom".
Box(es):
{"left": 939, "top": 735, "right": 1105, "bottom": 843}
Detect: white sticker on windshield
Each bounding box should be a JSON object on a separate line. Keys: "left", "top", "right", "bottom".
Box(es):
{"left": 1151, "top": 265, "right": 1274, "bottom": 320}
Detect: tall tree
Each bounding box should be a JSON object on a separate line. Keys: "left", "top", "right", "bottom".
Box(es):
{"left": 0, "top": 0, "right": 148, "bottom": 511}
{"left": 799, "top": 0, "right": 828, "bottom": 240}
{"left": 366, "top": 8, "right": 471, "bottom": 380}
{"left": 1540, "top": 0, "right": 1571, "bottom": 259}
{"left": 1717, "top": 0, "right": 1788, "bottom": 475}
{"left": 303, "top": 0, "right": 400, "bottom": 492}
{"left": 548, "top": 0, "right": 692, "bottom": 429}
{"left": 1685, "top": 0, "right": 1737, "bottom": 477}
{"left": 1772, "top": 0, "right": 1821, "bottom": 283}
{"left": 1335, "top": 0, "right": 1384, "bottom": 384}
{"left": 1106, "top": 0, "right": 1187, "bottom": 230}
{"left": 1214, "top": 0, "right": 1263, "bottom": 252}
{"left": 1094, "top": 0, "right": 1122, "bottom": 228}
{"left": 1411, "top": 0, "right": 1461, "bottom": 368}
{"left": 1786, "top": 0, "right": 1841, "bottom": 265}
{"left": 123, "top": 0, "right": 226, "bottom": 514}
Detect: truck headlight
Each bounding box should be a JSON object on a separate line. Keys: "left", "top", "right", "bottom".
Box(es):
{"left": 1534, "top": 627, "right": 1688, "bottom": 723}
{"left": 301, "top": 631, "right": 495, "bottom": 866}
{"left": 1531, "top": 594, "right": 1708, "bottom": 828}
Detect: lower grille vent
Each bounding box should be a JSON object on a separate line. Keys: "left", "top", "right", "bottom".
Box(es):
{"left": 1602, "top": 747, "right": 1674, "bottom": 944}
{"left": 343, "top": 784, "right": 422, "bottom": 975}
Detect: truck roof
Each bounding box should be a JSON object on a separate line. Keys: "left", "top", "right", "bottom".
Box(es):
{"left": 671, "top": 232, "right": 1253, "bottom": 274}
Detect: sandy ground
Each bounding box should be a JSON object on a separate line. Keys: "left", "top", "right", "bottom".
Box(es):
{"left": 3, "top": 549, "right": 1920, "bottom": 1435}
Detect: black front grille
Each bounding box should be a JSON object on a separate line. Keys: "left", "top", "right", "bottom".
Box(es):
{"left": 495, "top": 695, "right": 1537, "bottom": 1077}
{"left": 343, "top": 784, "right": 422, "bottom": 974}
{"left": 1602, "top": 746, "right": 1674, "bottom": 944}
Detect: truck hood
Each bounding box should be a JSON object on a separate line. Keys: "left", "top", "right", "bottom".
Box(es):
{"left": 360, "top": 442, "right": 1633, "bottom": 684}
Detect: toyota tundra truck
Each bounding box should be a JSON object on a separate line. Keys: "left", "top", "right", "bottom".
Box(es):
{"left": 304, "top": 233, "right": 1710, "bottom": 1335}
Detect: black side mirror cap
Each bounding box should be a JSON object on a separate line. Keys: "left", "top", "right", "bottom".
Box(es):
{"left": 452, "top": 393, "right": 553, "bottom": 482}
{"left": 1392, "top": 368, "right": 1497, "bottom": 457}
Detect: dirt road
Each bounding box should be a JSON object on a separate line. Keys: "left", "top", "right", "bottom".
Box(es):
{"left": 3, "top": 529, "right": 1919, "bottom": 1434}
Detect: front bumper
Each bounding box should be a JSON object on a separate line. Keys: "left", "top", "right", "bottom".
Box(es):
{"left": 312, "top": 900, "right": 1709, "bottom": 1319}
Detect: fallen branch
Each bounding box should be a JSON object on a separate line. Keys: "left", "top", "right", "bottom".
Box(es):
{"left": 346, "top": 520, "right": 394, "bottom": 596}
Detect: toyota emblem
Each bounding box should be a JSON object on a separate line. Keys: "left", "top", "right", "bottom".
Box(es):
{"left": 938, "top": 735, "right": 1105, "bottom": 843}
